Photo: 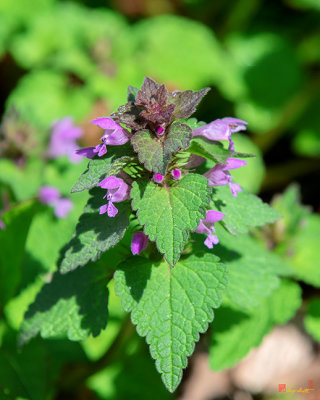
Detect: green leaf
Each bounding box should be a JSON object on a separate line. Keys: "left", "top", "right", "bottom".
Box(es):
{"left": 59, "top": 188, "right": 130, "bottom": 273}
{"left": 187, "top": 137, "right": 253, "bottom": 165}
{"left": 213, "top": 185, "right": 281, "bottom": 235}
{"left": 304, "top": 299, "right": 320, "bottom": 342}
{"left": 19, "top": 262, "right": 109, "bottom": 345}
{"left": 131, "top": 174, "right": 210, "bottom": 265}
{"left": 287, "top": 214, "right": 320, "bottom": 287}
{"left": 168, "top": 87, "right": 210, "bottom": 119}
{"left": 131, "top": 122, "right": 192, "bottom": 175}
{"left": 212, "top": 225, "right": 294, "bottom": 309}
{"left": 187, "top": 137, "right": 232, "bottom": 164}
{"left": 0, "top": 332, "right": 50, "bottom": 400}
{"left": 71, "top": 144, "right": 134, "bottom": 193}
{"left": 0, "top": 201, "right": 37, "bottom": 307}
{"left": 209, "top": 279, "right": 302, "bottom": 371}
{"left": 114, "top": 254, "right": 227, "bottom": 392}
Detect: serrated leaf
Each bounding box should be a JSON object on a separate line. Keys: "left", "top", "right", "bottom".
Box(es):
{"left": 19, "top": 262, "right": 109, "bottom": 345}
{"left": 131, "top": 174, "right": 210, "bottom": 265}
{"left": 136, "top": 78, "right": 175, "bottom": 125}
{"left": 187, "top": 137, "right": 254, "bottom": 165}
{"left": 213, "top": 185, "right": 281, "bottom": 235}
{"left": 304, "top": 299, "right": 320, "bottom": 342}
{"left": 132, "top": 122, "right": 192, "bottom": 175}
{"left": 131, "top": 129, "right": 164, "bottom": 174}
{"left": 71, "top": 144, "right": 134, "bottom": 193}
{"left": 59, "top": 188, "right": 130, "bottom": 273}
{"left": 209, "top": 279, "right": 301, "bottom": 371}
{"left": 168, "top": 87, "right": 210, "bottom": 119}
{"left": 212, "top": 225, "right": 294, "bottom": 309}
{"left": 114, "top": 254, "right": 227, "bottom": 392}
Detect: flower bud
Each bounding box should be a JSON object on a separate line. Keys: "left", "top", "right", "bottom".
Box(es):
{"left": 153, "top": 173, "right": 164, "bottom": 183}
{"left": 171, "top": 169, "right": 182, "bottom": 180}
{"left": 131, "top": 232, "right": 149, "bottom": 255}
{"left": 155, "top": 125, "right": 165, "bottom": 136}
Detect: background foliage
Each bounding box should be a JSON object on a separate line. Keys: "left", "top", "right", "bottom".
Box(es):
{"left": 0, "top": 0, "right": 319, "bottom": 399}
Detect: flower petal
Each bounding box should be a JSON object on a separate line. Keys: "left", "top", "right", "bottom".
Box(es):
{"left": 192, "top": 119, "right": 231, "bottom": 141}
{"left": 107, "top": 201, "right": 118, "bottom": 217}
{"left": 76, "top": 147, "right": 97, "bottom": 159}
{"left": 225, "top": 158, "right": 247, "bottom": 170}
{"left": 98, "top": 176, "right": 123, "bottom": 190}
{"left": 91, "top": 117, "right": 119, "bottom": 130}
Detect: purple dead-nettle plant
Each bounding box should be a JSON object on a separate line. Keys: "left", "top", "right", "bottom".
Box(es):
{"left": 23, "top": 78, "right": 279, "bottom": 393}
{"left": 76, "top": 77, "right": 249, "bottom": 253}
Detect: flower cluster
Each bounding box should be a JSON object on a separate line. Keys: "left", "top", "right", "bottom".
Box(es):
{"left": 75, "top": 78, "right": 249, "bottom": 255}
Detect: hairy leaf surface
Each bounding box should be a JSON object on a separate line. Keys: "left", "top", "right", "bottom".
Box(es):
{"left": 19, "top": 262, "right": 109, "bottom": 345}
{"left": 131, "top": 174, "right": 210, "bottom": 265}
{"left": 213, "top": 185, "right": 281, "bottom": 235}
{"left": 131, "top": 122, "right": 191, "bottom": 175}
{"left": 59, "top": 188, "right": 130, "bottom": 273}
{"left": 71, "top": 144, "right": 134, "bottom": 193}
{"left": 168, "top": 88, "right": 210, "bottom": 119}
{"left": 114, "top": 254, "right": 227, "bottom": 392}
{"left": 212, "top": 225, "right": 294, "bottom": 308}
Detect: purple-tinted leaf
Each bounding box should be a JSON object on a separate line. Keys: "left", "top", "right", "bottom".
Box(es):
{"left": 168, "top": 88, "right": 210, "bottom": 119}
{"left": 131, "top": 122, "right": 191, "bottom": 175}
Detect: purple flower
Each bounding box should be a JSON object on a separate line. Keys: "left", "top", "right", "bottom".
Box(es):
{"left": 204, "top": 158, "right": 246, "bottom": 197}
{"left": 0, "top": 219, "right": 5, "bottom": 230}
{"left": 131, "top": 232, "right": 149, "bottom": 255}
{"left": 171, "top": 169, "right": 182, "bottom": 180}
{"left": 38, "top": 185, "right": 73, "bottom": 218}
{"left": 47, "top": 117, "right": 83, "bottom": 163}
{"left": 192, "top": 117, "right": 247, "bottom": 151}
{"left": 195, "top": 210, "right": 225, "bottom": 249}
{"left": 76, "top": 118, "right": 130, "bottom": 159}
{"left": 153, "top": 174, "right": 164, "bottom": 184}
{"left": 97, "top": 176, "right": 130, "bottom": 217}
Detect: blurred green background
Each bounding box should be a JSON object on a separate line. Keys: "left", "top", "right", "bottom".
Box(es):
{"left": 0, "top": 0, "right": 320, "bottom": 399}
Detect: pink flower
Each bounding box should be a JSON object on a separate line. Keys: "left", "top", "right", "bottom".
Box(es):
{"left": 192, "top": 117, "right": 247, "bottom": 151}
{"left": 97, "top": 176, "right": 130, "bottom": 217}
{"left": 195, "top": 210, "right": 225, "bottom": 249}
{"left": 204, "top": 158, "right": 246, "bottom": 197}
{"left": 131, "top": 232, "right": 149, "bottom": 255}
{"left": 76, "top": 117, "right": 130, "bottom": 159}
